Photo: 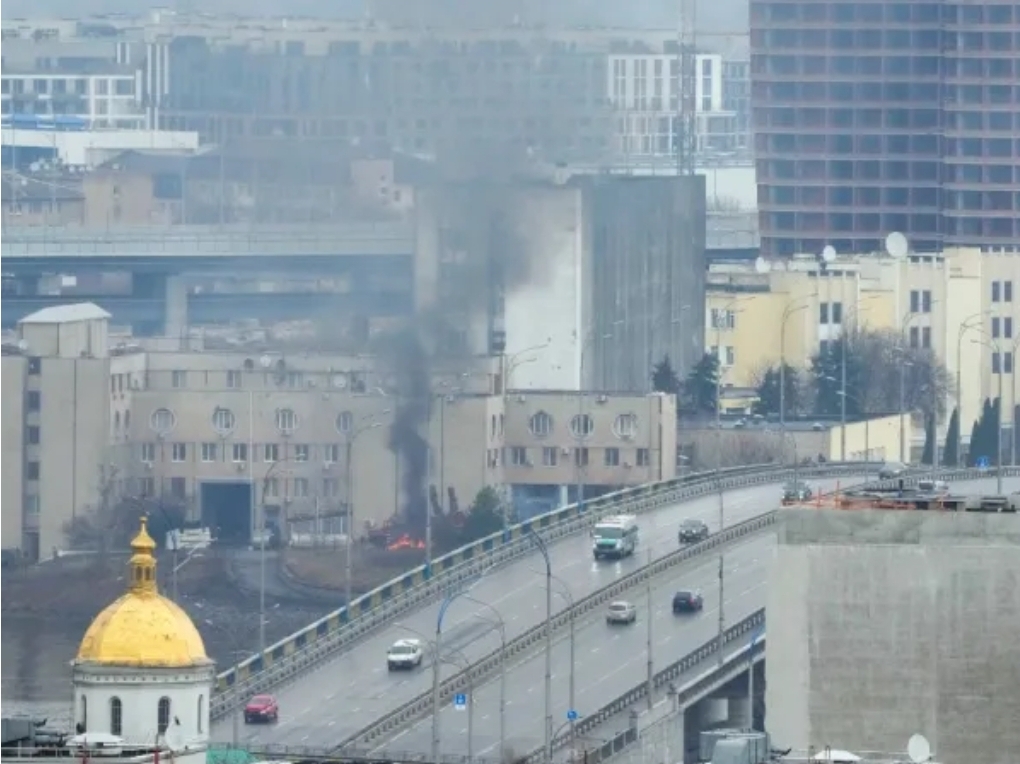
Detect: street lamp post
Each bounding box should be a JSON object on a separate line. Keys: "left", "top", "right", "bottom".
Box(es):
{"left": 956, "top": 312, "right": 992, "bottom": 466}
{"left": 838, "top": 298, "right": 879, "bottom": 461}
{"left": 343, "top": 416, "right": 386, "bottom": 608}
{"left": 577, "top": 330, "right": 612, "bottom": 512}
{"left": 535, "top": 570, "right": 577, "bottom": 750}
{"left": 528, "top": 531, "right": 554, "bottom": 764}
{"left": 779, "top": 300, "right": 809, "bottom": 433}
{"left": 973, "top": 337, "right": 1007, "bottom": 495}
{"left": 457, "top": 595, "right": 508, "bottom": 761}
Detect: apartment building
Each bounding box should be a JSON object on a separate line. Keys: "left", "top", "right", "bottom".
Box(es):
{"left": 751, "top": 0, "right": 1020, "bottom": 255}
{"left": 1, "top": 304, "right": 677, "bottom": 560}
{"left": 705, "top": 247, "right": 1019, "bottom": 433}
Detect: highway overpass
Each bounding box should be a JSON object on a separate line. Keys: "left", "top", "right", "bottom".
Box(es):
{"left": 210, "top": 473, "right": 1015, "bottom": 759}
{"left": 209, "top": 475, "right": 855, "bottom": 748}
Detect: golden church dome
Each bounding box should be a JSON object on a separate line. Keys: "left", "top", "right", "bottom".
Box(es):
{"left": 76, "top": 517, "right": 210, "bottom": 669}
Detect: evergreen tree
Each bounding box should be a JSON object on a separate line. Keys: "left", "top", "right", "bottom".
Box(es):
{"left": 921, "top": 413, "right": 936, "bottom": 465}
{"left": 681, "top": 353, "right": 720, "bottom": 415}
{"left": 967, "top": 416, "right": 981, "bottom": 467}
{"left": 752, "top": 363, "right": 801, "bottom": 417}
{"left": 942, "top": 407, "right": 960, "bottom": 467}
{"left": 651, "top": 354, "right": 681, "bottom": 396}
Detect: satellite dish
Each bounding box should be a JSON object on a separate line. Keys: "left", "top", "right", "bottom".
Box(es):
{"left": 821, "top": 245, "right": 837, "bottom": 263}
{"left": 907, "top": 733, "right": 932, "bottom": 763}
{"left": 885, "top": 231, "right": 909, "bottom": 259}
{"left": 17, "top": 339, "right": 29, "bottom": 351}
{"left": 754, "top": 257, "right": 772, "bottom": 274}
{"left": 259, "top": 354, "right": 272, "bottom": 369}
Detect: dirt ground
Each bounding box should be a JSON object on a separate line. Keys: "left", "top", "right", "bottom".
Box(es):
{"left": 0, "top": 553, "right": 224, "bottom": 618}
{"left": 282, "top": 545, "right": 426, "bottom": 593}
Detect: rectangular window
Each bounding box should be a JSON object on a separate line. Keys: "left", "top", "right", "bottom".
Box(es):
{"left": 172, "top": 370, "right": 187, "bottom": 388}
{"left": 604, "top": 447, "right": 620, "bottom": 467}
{"left": 819, "top": 303, "right": 830, "bottom": 324}
{"left": 27, "top": 391, "right": 41, "bottom": 411}
{"left": 1004, "top": 352, "right": 1014, "bottom": 374}
{"left": 992, "top": 317, "right": 1001, "bottom": 338}
{"left": 264, "top": 443, "right": 279, "bottom": 463}
{"left": 324, "top": 444, "right": 340, "bottom": 463}
{"left": 910, "top": 290, "right": 920, "bottom": 313}
{"left": 323, "top": 478, "right": 340, "bottom": 497}
{"left": 636, "top": 448, "right": 650, "bottom": 467}
{"left": 922, "top": 291, "right": 932, "bottom": 313}
{"left": 992, "top": 281, "right": 1001, "bottom": 302}
{"left": 171, "top": 443, "right": 187, "bottom": 462}
{"left": 226, "top": 370, "right": 242, "bottom": 389}
{"left": 1005, "top": 317, "right": 1014, "bottom": 339}
{"left": 574, "top": 447, "right": 589, "bottom": 468}
{"left": 293, "top": 478, "right": 309, "bottom": 497}
{"left": 542, "top": 446, "right": 558, "bottom": 466}
{"left": 169, "top": 477, "right": 186, "bottom": 499}
{"left": 232, "top": 443, "right": 248, "bottom": 462}
{"left": 725, "top": 346, "right": 735, "bottom": 366}
{"left": 141, "top": 477, "right": 155, "bottom": 496}
{"left": 201, "top": 443, "right": 217, "bottom": 462}
{"left": 25, "top": 495, "right": 40, "bottom": 515}
{"left": 909, "top": 326, "right": 920, "bottom": 348}
{"left": 27, "top": 426, "right": 40, "bottom": 444}
{"left": 294, "top": 444, "right": 310, "bottom": 462}
{"left": 141, "top": 443, "right": 156, "bottom": 462}
{"left": 831, "top": 302, "right": 843, "bottom": 324}
{"left": 1005, "top": 281, "right": 1013, "bottom": 302}
{"left": 26, "top": 461, "right": 40, "bottom": 480}
{"left": 992, "top": 352, "right": 1001, "bottom": 373}
{"left": 921, "top": 327, "right": 931, "bottom": 349}
{"left": 28, "top": 357, "right": 41, "bottom": 375}
{"left": 511, "top": 446, "right": 528, "bottom": 466}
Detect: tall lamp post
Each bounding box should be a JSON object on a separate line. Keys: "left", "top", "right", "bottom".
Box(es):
{"left": 530, "top": 568, "right": 577, "bottom": 751}
{"left": 577, "top": 329, "right": 612, "bottom": 512}
{"left": 837, "top": 297, "right": 880, "bottom": 461}
{"left": 456, "top": 594, "right": 508, "bottom": 761}
{"left": 343, "top": 415, "right": 386, "bottom": 608}
{"left": 528, "top": 530, "right": 554, "bottom": 764}
{"left": 897, "top": 309, "right": 921, "bottom": 464}
{"left": 973, "top": 336, "right": 1007, "bottom": 495}
{"left": 956, "top": 312, "right": 991, "bottom": 466}
{"left": 779, "top": 299, "right": 810, "bottom": 432}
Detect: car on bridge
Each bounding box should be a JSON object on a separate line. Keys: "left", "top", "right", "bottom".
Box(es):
{"left": 678, "top": 518, "right": 709, "bottom": 544}
{"left": 606, "top": 601, "right": 637, "bottom": 625}
{"left": 387, "top": 638, "right": 424, "bottom": 671}
{"left": 244, "top": 694, "right": 279, "bottom": 724}
{"left": 782, "top": 481, "right": 813, "bottom": 503}
{"left": 672, "top": 590, "right": 704, "bottom": 614}
{"left": 878, "top": 461, "right": 908, "bottom": 479}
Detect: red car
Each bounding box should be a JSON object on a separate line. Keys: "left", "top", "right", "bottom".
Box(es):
{"left": 244, "top": 694, "right": 279, "bottom": 724}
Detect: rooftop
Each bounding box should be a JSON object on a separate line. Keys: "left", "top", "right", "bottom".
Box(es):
{"left": 19, "top": 302, "right": 111, "bottom": 324}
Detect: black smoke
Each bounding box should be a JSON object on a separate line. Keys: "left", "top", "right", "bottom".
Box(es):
{"left": 376, "top": 326, "right": 432, "bottom": 536}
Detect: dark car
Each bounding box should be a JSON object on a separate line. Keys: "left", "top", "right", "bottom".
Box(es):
{"left": 244, "top": 694, "right": 279, "bottom": 724}
{"left": 782, "top": 481, "right": 813, "bottom": 503}
{"left": 678, "top": 519, "right": 710, "bottom": 544}
{"left": 672, "top": 590, "right": 704, "bottom": 614}
{"left": 878, "top": 462, "right": 907, "bottom": 480}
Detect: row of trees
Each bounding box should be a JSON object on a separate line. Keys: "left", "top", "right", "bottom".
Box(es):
{"left": 920, "top": 400, "right": 1020, "bottom": 467}
{"left": 651, "top": 327, "right": 951, "bottom": 421}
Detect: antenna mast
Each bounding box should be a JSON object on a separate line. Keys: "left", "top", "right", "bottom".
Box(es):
{"left": 676, "top": 0, "right": 697, "bottom": 175}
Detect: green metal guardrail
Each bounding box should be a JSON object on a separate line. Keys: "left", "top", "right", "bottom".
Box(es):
{"left": 211, "top": 461, "right": 879, "bottom": 719}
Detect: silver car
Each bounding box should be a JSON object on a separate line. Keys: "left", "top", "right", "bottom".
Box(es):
{"left": 606, "top": 601, "right": 637, "bottom": 625}
{"left": 878, "top": 462, "right": 907, "bottom": 480}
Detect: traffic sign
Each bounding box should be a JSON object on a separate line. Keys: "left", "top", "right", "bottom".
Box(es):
{"left": 566, "top": 709, "right": 579, "bottom": 721}
{"left": 976, "top": 456, "right": 990, "bottom": 469}
{"left": 453, "top": 693, "right": 468, "bottom": 710}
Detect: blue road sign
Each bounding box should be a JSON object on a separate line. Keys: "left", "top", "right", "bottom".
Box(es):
{"left": 976, "top": 456, "right": 990, "bottom": 469}
{"left": 566, "top": 709, "right": 579, "bottom": 721}
{"left": 454, "top": 693, "right": 468, "bottom": 710}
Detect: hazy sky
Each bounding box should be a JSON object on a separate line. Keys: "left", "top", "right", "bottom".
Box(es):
{"left": 4, "top": 0, "right": 748, "bottom": 34}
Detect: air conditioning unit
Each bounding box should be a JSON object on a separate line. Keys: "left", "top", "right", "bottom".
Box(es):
{"left": 561, "top": 447, "right": 571, "bottom": 456}
{"left": 130, "top": 379, "right": 142, "bottom": 390}
{"left": 322, "top": 462, "right": 334, "bottom": 471}
{"left": 596, "top": 395, "right": 608, "bottom": 404}
{"left": 524, "top": 458, "right": 534, "bottom": 467}
{"left": 243, "top": 358, "right": 255, "bottom": 371}
{"left": 517, "top": 395, "right": 527, "bottom": 403}
{"left": 623, "top": 462, "right": 632, "bottom": 468}
{"left": 235, "top": 463, "right": 245, "bottom": 473}
{"left": 306, "top": 378, "right": 317, "bottom": 388}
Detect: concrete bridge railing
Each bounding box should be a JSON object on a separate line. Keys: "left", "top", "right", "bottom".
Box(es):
{"left": 210, "top": 461, "right": 881, "bottom": 718}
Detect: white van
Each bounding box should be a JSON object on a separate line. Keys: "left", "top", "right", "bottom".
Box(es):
{"left": 592, "top": 514, "right": 639, "bottom": 560}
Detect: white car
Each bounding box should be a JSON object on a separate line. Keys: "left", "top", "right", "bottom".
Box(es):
{"left": 606, "top": 601, "right": 637, "bottom": 625}
{"left": 387, "top": 639, "right": 424, "bottom": 671}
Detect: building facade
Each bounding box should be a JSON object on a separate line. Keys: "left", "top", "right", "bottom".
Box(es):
{"left": 705, "top": 247, "right": 1019, "bottom": 444}
{"left": 1, "top": 304, "right": 678, "bottom": 560}
{"left": 750, "top": 0, "right": 1020, "bottom": 255}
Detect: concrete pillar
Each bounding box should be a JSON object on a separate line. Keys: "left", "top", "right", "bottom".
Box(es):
{"left": 698, "top": 697, "right": 728, "bottom": 727}
{"left": 164, "top": 275, "right": 188, "bottom": 339}
{"left": 728, "top": 696, "right": 751, "bottom": 728}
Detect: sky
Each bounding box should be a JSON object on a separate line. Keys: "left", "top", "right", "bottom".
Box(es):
{"left": 4, "top": 0, "right": 749, "bottom": 35}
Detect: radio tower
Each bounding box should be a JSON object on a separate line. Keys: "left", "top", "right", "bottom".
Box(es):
{"left": 675, "top": 0, "right": 697, "bottom": 175}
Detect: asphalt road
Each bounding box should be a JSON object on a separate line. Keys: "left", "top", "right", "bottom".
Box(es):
{"left": 362, "top": 475, "right": 1020, "bottom": 760}
{"left": 376, "top": 536, "right": 769, "bottom": 759}
{"left": 213, "top": 474, "right": 855, "bottom": 746}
